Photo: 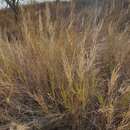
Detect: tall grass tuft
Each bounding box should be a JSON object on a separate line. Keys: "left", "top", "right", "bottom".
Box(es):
{"left": 0, "top": 1, "right": 130, "bottom": 130}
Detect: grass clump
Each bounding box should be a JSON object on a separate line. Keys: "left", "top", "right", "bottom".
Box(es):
{"left": 0, "top": 2, "right": 130, "bottom": 130}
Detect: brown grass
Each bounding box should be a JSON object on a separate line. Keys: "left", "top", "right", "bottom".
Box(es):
{"left": 0, "top": 1, "right": 130, "bottom": 130}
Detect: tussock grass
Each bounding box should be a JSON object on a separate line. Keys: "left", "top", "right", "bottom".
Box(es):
{"left": 0, "top": 2, "right": 130, "bottom": 130}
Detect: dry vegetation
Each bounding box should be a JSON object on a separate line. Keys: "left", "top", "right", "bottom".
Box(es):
{"left": 0, "top": 1, "right": 130, "bottom": 130}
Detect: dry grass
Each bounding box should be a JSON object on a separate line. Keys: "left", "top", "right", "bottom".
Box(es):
{"left": 0, "top": 1, "right": 130, "bottom": 130}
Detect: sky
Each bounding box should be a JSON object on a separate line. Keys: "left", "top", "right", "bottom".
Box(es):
{"left": 0, "top": 0, "right": 64, "bottom": 8}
